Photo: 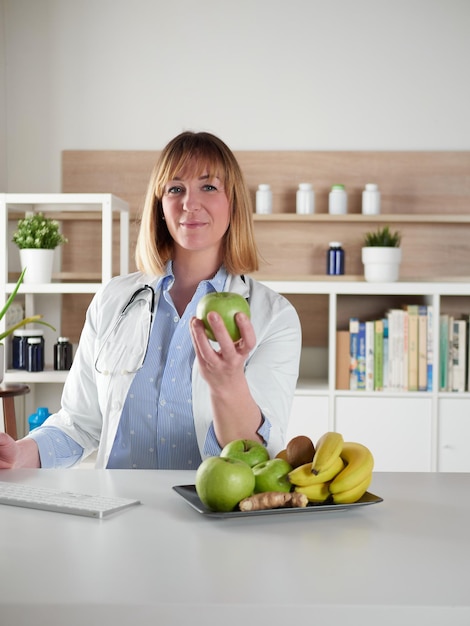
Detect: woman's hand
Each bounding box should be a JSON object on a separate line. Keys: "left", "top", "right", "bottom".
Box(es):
{"left": 190, "top": 310, "right": 255, "bottom": 385}
{"left": 0, "top": 433, "right": 40, "bottom": 469}
{"left": 190, "top": 311, "right": 263, "bottom": 446}
{"left": 0, "top": 432, "right": 19, "bottom": 469}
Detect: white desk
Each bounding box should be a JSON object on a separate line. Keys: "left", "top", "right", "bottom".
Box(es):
{"left": 1, "top": 469, "right": 469, "bottom": 626}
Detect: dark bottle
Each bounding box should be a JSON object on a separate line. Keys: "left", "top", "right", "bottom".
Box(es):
{"left": 27, "top": 337, "right": 44, "bottom": 372}
{"left": 12, "top": 329, "right": 44, "bottom": 369}
{"left": 327, "top": 242, "right": 345, "bottom": 276}
{"left": 54, "top": 337, "right": 73, "bottom": 370}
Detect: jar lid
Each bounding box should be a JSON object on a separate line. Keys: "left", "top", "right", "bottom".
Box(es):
{"left": 27, "top": 337, "right": 42, "bottom": 344}
{"left": 13, "top": 329, "right": 44, "bottom": 337}
{"left": 257, "top": 184, "right": 271, "bottom": 190}
{"left": 298, "top": 183, "right": 313, "bottom": 190}
{"left": 331, "top": 184, "right": 345, "bottom": 190}
{"left": 365, "top": 183, "right": 378, "bottom": 191}
{"left": 329, "top": 241, "right": 342, "bottom": 247}
{"left": 58, "top": 336, "right": 70, "bottom": 342}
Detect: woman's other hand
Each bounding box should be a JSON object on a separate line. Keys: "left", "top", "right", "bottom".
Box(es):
{"left": 0, "top": 432, "right": 19, "bottom": 468}
{"left": 0, "top": 433, "right": 41, "bottom": 469}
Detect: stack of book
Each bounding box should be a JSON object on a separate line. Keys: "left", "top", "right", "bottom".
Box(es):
{"left": 336, "top": 305, "right": 470, "bottom": 393}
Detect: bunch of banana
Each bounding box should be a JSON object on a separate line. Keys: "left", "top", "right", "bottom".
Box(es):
{"left": 286, "top": 432, "right": 375, "bottom": 504}
{"left": 288, "top": 432, "right": 344, "bottom": 503}
{"left": 329, "top": 442, "right": 374, "bottom": 504}
{"left": 311, "top": 431, "right": 344, "bottom": 475}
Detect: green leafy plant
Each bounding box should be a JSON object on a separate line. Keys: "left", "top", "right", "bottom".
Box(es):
{"left": 363, "top": 225, "right": 402, "bottom": 247}
{"left": 0, "top": 268, "right": 55, "bottom": 343}
{"left": 12, "top": 212, "right": 68, "bottom": 249}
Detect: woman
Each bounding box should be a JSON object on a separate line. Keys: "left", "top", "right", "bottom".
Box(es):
{"left": 0, "top": 131, "right": 301, "bottom": 470}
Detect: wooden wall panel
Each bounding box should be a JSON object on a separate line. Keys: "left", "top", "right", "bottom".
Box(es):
{"left": 63, "top": 150, "right": 470, "bottom": 216}
{"left": 61, "top": 150, "right": 470, "bottom": 346}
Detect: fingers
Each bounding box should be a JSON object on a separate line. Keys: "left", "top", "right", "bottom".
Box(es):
{"left": 0, "top": 432, "right": 17, "bottom": 469}
{"left": 191, "top": 312, "right": 255, "bottom": 355}
{"left": 232, "top": 312, "right": 256, "bottom": 350}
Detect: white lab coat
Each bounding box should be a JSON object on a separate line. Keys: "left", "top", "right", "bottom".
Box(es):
{"left": 43, "top": 272, "right": 301, "bottom": 467}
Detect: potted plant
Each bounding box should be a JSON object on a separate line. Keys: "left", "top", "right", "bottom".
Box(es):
{"left": 12, "top": 212, "right": 68, "bottom": 283}
{"left": 361, "top": 225, "right": 402, "bottom": 282}
{"left": 0, "top": 268, "right": 55, "bottom": 382}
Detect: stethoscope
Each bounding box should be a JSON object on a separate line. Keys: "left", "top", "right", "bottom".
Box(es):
{"left": 121, "top": 285, "right": 155, "bottom": 317}
{"left": 94, "top": 285, "right": 156, "bottom": 374}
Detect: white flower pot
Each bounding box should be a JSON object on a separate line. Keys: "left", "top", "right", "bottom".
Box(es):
{"left": 19, "top": 249, "right": 55, "bottom": 284}
{"left": 361, "top": 247, "right": 402, "bottom": 283}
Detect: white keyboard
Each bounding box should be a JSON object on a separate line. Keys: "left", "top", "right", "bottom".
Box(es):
{"left": 0, "top": 481, "right": 141, "bottom": 518}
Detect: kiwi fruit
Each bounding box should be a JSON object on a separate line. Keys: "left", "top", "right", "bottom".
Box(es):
{"left": 275, "top": 448, "right": 289, "bottom": 462}
{"left": 286, "top": 435, "right": 315, "bottom": 468}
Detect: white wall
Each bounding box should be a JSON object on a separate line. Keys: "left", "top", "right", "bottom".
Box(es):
{"left": 0, "top": 0, "right": 6, "bottom": 191}
{"left": 2, "top": 0, "right": 470, "bottom": 192}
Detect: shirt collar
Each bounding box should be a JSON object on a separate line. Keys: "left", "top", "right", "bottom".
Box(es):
{"left": 159, "top": 261, "right": 228, "bottom": 293}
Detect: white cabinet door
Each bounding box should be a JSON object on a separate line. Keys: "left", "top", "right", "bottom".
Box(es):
{"left": 438, "top": 398, "right": 470, "bottom": 471}
{"left": 287, "top": 394, "right": 329, "bottom": 444}
{"left": 335, "top": 396, "right": 432, "bottom": 471}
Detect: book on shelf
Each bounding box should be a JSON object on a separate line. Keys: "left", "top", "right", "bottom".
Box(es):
{"left": 365, "top": 320, "right": 375, "bottom": 392}
{"left": 426, "top": 305, "right": 433, "bottom": 392}
{"left": 357, "top": 321, "right": 366, "bottom": 390}
{"left": 447, "top": 315, "right": 454, "bottom": 392}
{"left": 336, "top": 330, "right": 350, "bottom": 390}
{"left": 349, "top": 317, "right": 359, "bottom": 390}
{"left": 382, "top": 317, "right": 389, "bottom": 390}
{"left": 407, "top": 304, "right": 419, "bottom": 392}
{"left": 451, "top": 318, "right": 466, "bottom": 393}
{"left": 439, "top": 314, "right": 450, "bottom": 391}
{"left": 418, "top": 305, "right": 428, "bottom": 392}
{"left": 402, "top": 308, "right": 409, "bottom": 392}
{"left": 387, "top": 308, "right": 406, "bottom": 392}
{"left": 374, "top": 319, "right": 384, "bottom": 391}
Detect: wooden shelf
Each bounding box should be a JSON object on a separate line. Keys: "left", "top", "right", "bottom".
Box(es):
{"left": 253, "top": 213, "right": 470, "bottom": 223}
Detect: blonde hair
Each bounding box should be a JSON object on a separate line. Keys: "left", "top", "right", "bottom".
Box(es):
{"left": 135, "top": 131, "right": 259, "bottom": 276}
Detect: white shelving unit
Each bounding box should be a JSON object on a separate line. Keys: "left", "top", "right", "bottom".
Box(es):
{"left": 2, "top": 194, "right": 469, "bottom": 471}
{"left": 260, "top": 278, "right": 470, "bottom": 473}
{"left": 0, "top": 193, "right": 130, "bottom": 435}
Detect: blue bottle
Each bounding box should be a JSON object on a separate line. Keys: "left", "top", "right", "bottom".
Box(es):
{"left": 327, "top": 242, "right": 345, "bottom": 275}
{"left": 28, "top": 407, "right": 51, "bottom": 432}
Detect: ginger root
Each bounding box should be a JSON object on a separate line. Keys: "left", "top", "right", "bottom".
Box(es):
{"left": 238, "top": 491, "right": 308, "bottom": 512}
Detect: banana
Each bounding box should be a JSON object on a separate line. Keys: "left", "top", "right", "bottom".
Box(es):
{"left": 331, "top": 473, "right": 372, "bottom": 504}
{"left": 288, "top": 455, "right": 345, "bottom": 487}
{"left": 311, "top": 431, "right": 344, "bottom": 475}
{"left": 329, "top": 442, "right": 374, "bottom": 495}
{"left": 294, "top": 482, "right": 331, "bottom": 503}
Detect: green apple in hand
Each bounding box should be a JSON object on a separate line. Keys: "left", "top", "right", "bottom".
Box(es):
{"left": 195, "top": 456, "right": 255, "bottom": 512}
{"left": 220, "top": 439, "right": 270, "bottom": 468}
{"left": 196, "top": 291, "right": 250, "bottom": 342}
{"left": 252, "top": 458, "right": 293, "bottom": 494}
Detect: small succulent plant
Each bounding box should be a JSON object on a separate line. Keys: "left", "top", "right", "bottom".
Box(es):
{"left": 363, "top": 225, "right": 401, "bottom": 247}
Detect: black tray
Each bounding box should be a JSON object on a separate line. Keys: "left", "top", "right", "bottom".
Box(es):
{"left": 172, "top": 484, "right": 383, "bottom": 519}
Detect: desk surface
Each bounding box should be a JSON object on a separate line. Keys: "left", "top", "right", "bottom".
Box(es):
{"left": 1, "top": 469, "right": 469, "bottom": 626}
